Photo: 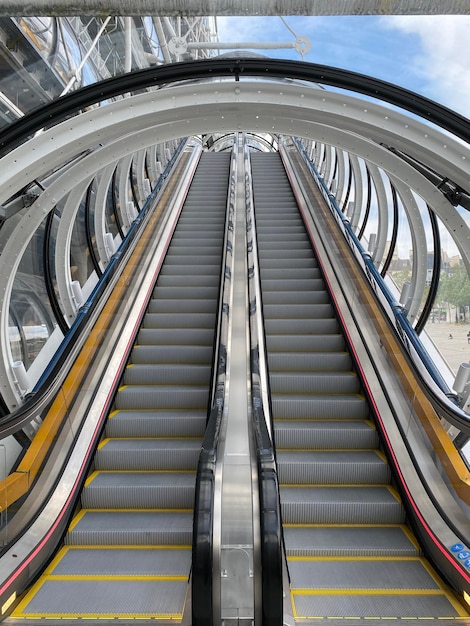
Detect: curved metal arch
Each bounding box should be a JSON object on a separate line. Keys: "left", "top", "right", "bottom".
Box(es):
{"left": 367, "top": 163, "right": 389, "bottom": 268}
{"left": 93, "top": 163, "right": 117, "bottom": 273}
{"left": 1, "top": 58, "right": 470, "bottom": 156}
{"left": 390, "top": 176, "right": 430, "bottom": 323}
{"left": 1, "top": 81, "right": 469, "bottom": 207}
{"left": 55, "top": 179, "right": 93, "bottom": 324}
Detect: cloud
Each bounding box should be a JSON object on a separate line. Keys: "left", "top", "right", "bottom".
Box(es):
{"left": 381, "top": 16, "right": 470, "bottom": 117}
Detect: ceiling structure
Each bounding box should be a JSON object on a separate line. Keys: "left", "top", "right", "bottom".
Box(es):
{"left": 0, "top": 0, "right": 467, "bottom": 16}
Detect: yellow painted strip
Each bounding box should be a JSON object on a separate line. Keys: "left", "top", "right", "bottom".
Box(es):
{"left": 76, "top": 507, "right": 193, "bottom": 513}
{"left": 86, "top": 469, "right": 196, "bottom": 475}
{"left": 292, "top": 589, "right": 450, "bottom": 596}
{"left": 61, "top": 544, "right": 191, "bottom": 551}
{"left": 1, "top": 153, "right": 190, "bottom": 511}
{"left": 100, "top": 436, "right": 202, "bottom": 442}
{"left": 306, "top": 175, "right": 470, "bottom": 503}
{"left": 46, "top": 575, "right": 188, "bottom": 581}
{"left": 14, "top": 612, "right": 184, "bottom": 619}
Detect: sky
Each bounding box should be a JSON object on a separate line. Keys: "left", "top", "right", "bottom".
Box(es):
{"left": 216, "top": 15, "right": 470, "bottom": 119}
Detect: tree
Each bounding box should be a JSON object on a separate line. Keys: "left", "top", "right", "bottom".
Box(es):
{"left": 437, "top": 268, "right": 470, "bottom": 322}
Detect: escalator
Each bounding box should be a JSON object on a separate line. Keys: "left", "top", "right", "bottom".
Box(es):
{"left": 250, "top": 151, "right": 468, "bottom": 621}
{"left": 10, "top": 151, "right": 231, "bottom": 621}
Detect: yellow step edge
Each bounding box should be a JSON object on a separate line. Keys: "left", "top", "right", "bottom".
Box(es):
{"left": 13, "top": 613, "right": 183, "bottom": 620}
{"left": 45, "top": 575, "right": 188, "bottom": 581}
{"left": 292, "top": 588, "right": 454, "bottom": 597}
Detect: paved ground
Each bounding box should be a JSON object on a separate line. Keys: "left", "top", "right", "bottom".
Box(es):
{"left": 423, "top": 320, "right": 470, "bottom": 377}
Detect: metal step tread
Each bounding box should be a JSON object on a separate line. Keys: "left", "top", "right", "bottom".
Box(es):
{"left": 12, "top": 579, "right": 188, "bottom": 618}
{"left": 268, "top": 352, "right": 350, "bottom": 370}
{"left": 267, "top": 334, "right": 345, "bottom": 352}
{"left": 288, "top": 557, "right": 441, "bottom": 590}
{"left": 123, "top": 363, "right": 211, "bottom": 385}
{"left": 66, "top": 510, "right": 193, "bottom": 545}
{"left": 135, "top": 312, "right": 217, "bottom": 328}
{"left": 280, "top": 485, "right": 404, "bottom": 524}
{"left": 265, "top": 319, "right": 340, "bottom": 335}
{"left": 263, "top": 303, "right": 334, "bottom": 319}
{"left": 106, "top": 409, "right": 206, "bottom": 438}
{"left": 126, "top": 345, "right": 213, "bottom": 364}
{"left": 81, "top": 471, "right": 196, "bottom": 509}
{"left": 270, "top": 371, "right": 360, "bottom": 394}
{"left": 262, "top": 288, "right": 326, "bottom": 303}
{"left": 48, "top": 546, "right": 191, "bottom": 576}
{"left": 271, "top": 394, "right": 368, "bottom": 420}
{"left": 277, "top": 450, "right": 389, "bottom": 486}
{"left": 274, "top": 419, "right": 378, "bottom": 449}
{"left": 292, "top": 591, "right": 463, "bottom": 619}
{"left": 95, "top": 438, "right": 202, "bottom": 471}
{"left": 283, "top": 525, "right": 419, "bottom": 557}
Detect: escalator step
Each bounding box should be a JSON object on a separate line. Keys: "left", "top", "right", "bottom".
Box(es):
{"left": 280, "top": 485, "right": 404, "bottom": 524}
{"left": 123, "top": 363, "right": 211, "bottom": 386}
{"left": 270, "top": 371, "right": 360, "bottom": 394}
{"left": 265, "top": 318, "right": 340, "bottom": 335}
{"left": 137, "top": 327, "right": 214, "bottom": 345}
{"left": 283, "top": 525, "right": 419, "bottom": 557}
{"left": 277, "top": 450, "right": 390, "bottom": 484}
{"left": 263, "top": 303, "right": 334, "bottom": 319}
{"left": 54, "top": 546, "right": 191, "bottom": 575}
{"left": 136, "top": 312, "right": 217, "bottom": 328}
{"left": 81, "top": 471, "right": 196, "bottom": 509}
{"left": 263, "top": 290, "right": 328, "bottom": 305}
{"left": 268, "top": 351, "right": 351, "bottom": 371}
{"left": 13, "top": 579, "right": 188, "bottom": 617}
{"left": 149, "top": 285, "right": 219, "bottom": 300}
{"left": 271, "top": 394, "right": 368, "bottom": 420}
{"left": 106, "top": 409, "right": 206, "bottom": 438}
{"left": 66, "top": 510, "right": 193, "bottom": 545}
{"left": 146, "top": 300, "right": 217, "bottom": 314}
{"left": 95, "top": 438, "right": 202, "bottom": 471}
{"left": 292, "top": 592, "right": 463, "bottom": 619}
{"left": 129, "top": 345, "right": 213, "bottom": 364}
{"left": 274, "top": 419, "right": 378, "bottom": 449}
{"left": 115, "top": 385, "right": 209, "bottom": 410}
{"left": 267, "top": 334, "right": 345, "bottom": 352}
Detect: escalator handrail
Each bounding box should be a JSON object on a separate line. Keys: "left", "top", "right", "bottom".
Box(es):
{"left": 293, "top": 137, "right": 470, "bottom": 436}
{"left": 0, "top": 139, "right": 187, "bottom": 439}
{"left": 245, "top": 143, "right": 284, "bottom": 626}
